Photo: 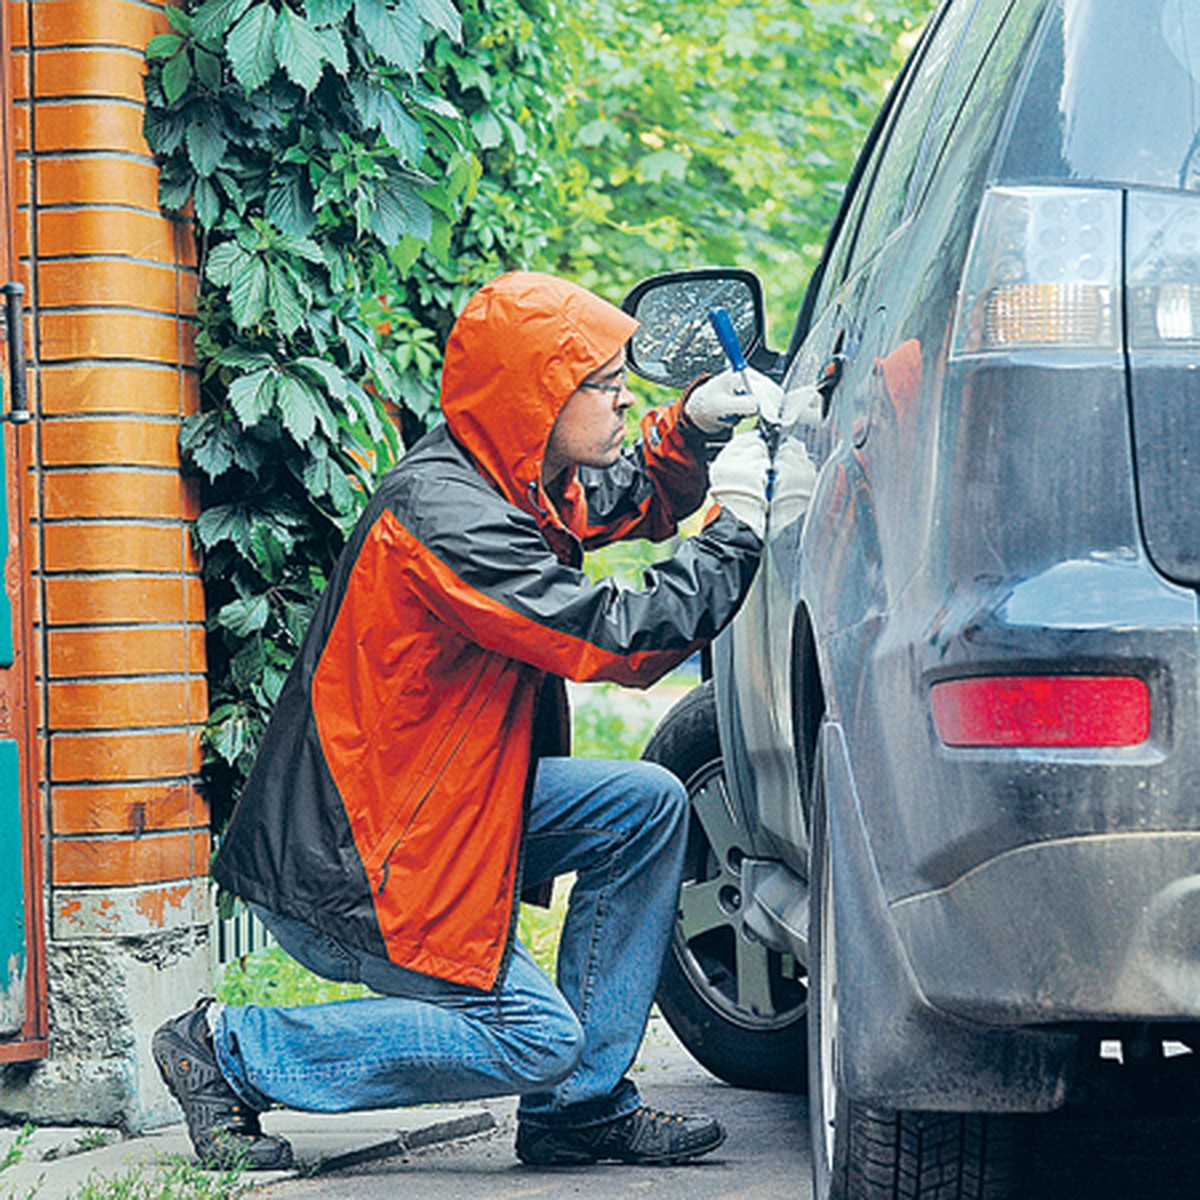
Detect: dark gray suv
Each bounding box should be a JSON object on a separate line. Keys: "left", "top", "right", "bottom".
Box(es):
{"left": 626, "top": 1, "right": 1200, "bottom": 1196}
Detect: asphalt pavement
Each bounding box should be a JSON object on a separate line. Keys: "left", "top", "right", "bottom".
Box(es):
{"left": 246, "top": 1012, "right": 814, "bottom": 1200}
{"left": 0, "top": 1013, "right": 814, "bottom": 1200}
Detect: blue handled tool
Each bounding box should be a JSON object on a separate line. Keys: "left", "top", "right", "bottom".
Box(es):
{"left": 708, "top": 305, "right": 779, "bottom": 502}
{"left": 708, "top": 306, "right": 753, "bottom": 397}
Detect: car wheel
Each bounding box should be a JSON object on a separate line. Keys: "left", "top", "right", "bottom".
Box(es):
{"left": 808, "top": 772, "right": 1024, "bottom": 1199}
{"left": 642, "top": 679, "right": 808, "bottom": 1092}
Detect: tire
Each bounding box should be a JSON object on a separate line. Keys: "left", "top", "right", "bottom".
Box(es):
{"left": 808, "top": 772, "right": 1024, "bottom": 1199}
{"left": 642, "top": 680, "right": 808, "bottom": 1092}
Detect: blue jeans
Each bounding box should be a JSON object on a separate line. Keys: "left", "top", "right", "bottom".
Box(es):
{"left": 211, "top": 756, "right": 688, "bottom": 1128}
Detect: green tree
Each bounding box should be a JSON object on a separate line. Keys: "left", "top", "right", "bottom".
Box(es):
{"left": 543, "top": 0, "right": 931, "bottom": 337}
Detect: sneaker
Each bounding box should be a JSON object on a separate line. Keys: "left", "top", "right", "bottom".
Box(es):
{"left": 515, "top": 1104, "right": 726, "bottom": 1166}
{"left": 151, "top": 999, "right": 293, "bottom": 1171}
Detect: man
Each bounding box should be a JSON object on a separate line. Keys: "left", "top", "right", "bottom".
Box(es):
{"left": 153, "top": 271, "right": 779, "bottom": 1170}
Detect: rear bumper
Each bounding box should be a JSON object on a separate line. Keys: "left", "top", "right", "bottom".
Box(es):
{"left": 824, "top": 723, "right": 1200, "bottom": 1113}
{"left": 892, "top": 831, "right": 1200, "bottom": 1025}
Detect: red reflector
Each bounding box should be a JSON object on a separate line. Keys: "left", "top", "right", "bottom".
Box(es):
{"left": 931, "top": 676, "right": 1150, "bottom": 748}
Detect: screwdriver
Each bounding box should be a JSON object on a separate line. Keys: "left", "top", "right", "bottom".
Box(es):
{"left": 708, "top": 305, "right": 779, "bottom": 499}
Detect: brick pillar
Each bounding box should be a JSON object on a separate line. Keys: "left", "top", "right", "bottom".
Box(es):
{"left": 0, "top": 0, "right": 212, "bottom": 1130}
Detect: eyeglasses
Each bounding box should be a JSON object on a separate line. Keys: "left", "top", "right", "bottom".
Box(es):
{"left": 577, "top": 370, "right": 628, "bottom": 396}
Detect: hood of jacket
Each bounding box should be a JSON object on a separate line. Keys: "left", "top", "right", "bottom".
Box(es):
{"left": 439, "top": 272, "right": 639, "bottom": 518}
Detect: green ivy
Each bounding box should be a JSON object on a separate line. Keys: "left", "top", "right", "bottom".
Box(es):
{"left": 144, "top": 0, "right": 559, "bottom": 823}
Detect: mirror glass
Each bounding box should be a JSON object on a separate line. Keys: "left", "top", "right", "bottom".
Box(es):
{"left": 628, "top": 276, "right": 760, "bottom": 387}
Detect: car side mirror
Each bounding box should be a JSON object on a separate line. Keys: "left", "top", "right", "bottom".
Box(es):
{"left": 621, "top": 268, "right": 767, "bottom": 389}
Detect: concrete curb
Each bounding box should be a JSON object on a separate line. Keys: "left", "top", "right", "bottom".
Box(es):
{"left": 298, "top": 1110, "right": 497, "bottom": 1176}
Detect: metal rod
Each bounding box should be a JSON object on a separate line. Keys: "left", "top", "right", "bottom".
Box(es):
{"left": 2, "top": 282, "right": 29, "bottom": 424}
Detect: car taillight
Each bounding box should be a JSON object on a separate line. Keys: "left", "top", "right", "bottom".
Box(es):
{"left": 1127, "top": 191, "right": 1200, "bottom": 351}
{"left": 951, "top": 187, "right": 1123, "bottom": 357}
{"left": 931, "top": 675, "right": 1150, "bottom": 748}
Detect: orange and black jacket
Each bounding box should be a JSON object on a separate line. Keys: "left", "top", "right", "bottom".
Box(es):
{"left": 212, "top": 273, "right": 762, "bottom": 991}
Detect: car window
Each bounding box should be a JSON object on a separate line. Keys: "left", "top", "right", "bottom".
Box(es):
{"left": 905, "top": 0, "right": 1017, "bottom": 216}
{"left": 846, "top": 0, "right": 983, "bottom": 279}
{"left": 796, "top": 16, "right": 936, "bottom": 333}
{"left": 998, "top": 0, "right": 1200, "bottom": 192}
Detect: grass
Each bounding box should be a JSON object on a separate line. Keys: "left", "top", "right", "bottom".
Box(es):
{"left": 63, "top": 1158, "right": 253, "bottom": 1200}
{"left": 0, "top": 1125, "right": 251, "bottom": 1200}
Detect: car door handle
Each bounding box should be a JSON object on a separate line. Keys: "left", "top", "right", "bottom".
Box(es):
{"left": 815, "top": 351, "right": 847, "bottom": 416}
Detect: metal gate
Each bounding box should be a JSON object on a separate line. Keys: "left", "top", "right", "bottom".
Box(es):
{"left": 0, "top": 9, "right": 45, "bottom": 1061}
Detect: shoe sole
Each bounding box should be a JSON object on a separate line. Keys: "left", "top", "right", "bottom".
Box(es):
{"left": 519, "top": 1125, "right": 727, "bottom": 1167}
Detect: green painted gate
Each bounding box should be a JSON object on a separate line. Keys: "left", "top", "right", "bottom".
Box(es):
{"left": 0, "top": 398, "right": 24, "bottom": 1037}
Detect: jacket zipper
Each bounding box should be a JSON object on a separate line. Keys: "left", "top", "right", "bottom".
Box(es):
{"left": 373, "top": 656, "right": 508, "bottom": 893}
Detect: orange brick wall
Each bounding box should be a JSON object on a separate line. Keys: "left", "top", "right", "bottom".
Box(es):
{"left": 11, "top": 0, "right": 210, "bottom": 939}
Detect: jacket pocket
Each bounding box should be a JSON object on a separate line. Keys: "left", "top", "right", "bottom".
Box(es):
{"left": 364, "top": 653, "right": 509, "bottom": 889}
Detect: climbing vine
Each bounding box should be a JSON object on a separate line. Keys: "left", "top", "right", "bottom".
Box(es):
{"left": 144, "top": 0, "right": 559, "bottom": 823}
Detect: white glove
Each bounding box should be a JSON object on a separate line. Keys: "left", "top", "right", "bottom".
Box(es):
{"left": 709, "top": 431, "right": 771, "bottom": 539}
{"left": 781, "top": 383, "right": 823, "bottom": 429}
{"left": 687, "top": 367, "right": 784, "bottom": 433}
{"left": 771, "top": 437, "right": 819, "bottom": 530}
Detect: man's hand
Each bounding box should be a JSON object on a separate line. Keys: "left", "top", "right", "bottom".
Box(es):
{"left": 709, "top": 432, "right": 771, "bottom": 539}
{"left": 687, "top": 367, "right": 784, "bottom": 433}
{"left": 771, "top": 438, "right": 819, "bottom": 530}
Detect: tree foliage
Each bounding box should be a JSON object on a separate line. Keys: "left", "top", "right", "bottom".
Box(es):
{"left": 543, "top": 0, "right": 929, "bottom": 337}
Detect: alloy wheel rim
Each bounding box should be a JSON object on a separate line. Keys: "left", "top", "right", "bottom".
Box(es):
{"left": 674, "top": 760, "right": 808, "bottom": 1033}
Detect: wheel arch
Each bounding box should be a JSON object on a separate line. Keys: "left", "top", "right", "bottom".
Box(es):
{"left": 792, "top": 601, "right": 825, "bottom": 835}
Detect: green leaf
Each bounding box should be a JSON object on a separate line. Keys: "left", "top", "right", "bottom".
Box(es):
{"left": 276, "top": 373, "right": 318, "bottom": 442}
{"left": 250, "top": 523, "right": 290, "bottom": 580}
{"left": 146, "top": 33, "right": 185, "bottom": 60}
{"left": 194, "top": 176, "right": 221, "bottom": 227}
{"left": 213, "top": 344, "right": 274, "bottom": 370}
{"left": 230, "top": 635, "right": 267, "bottom": 690}
{"left": 186, "top": 119, "right": 229, "bottom": 177}
{"left": 192, "top": 0, "right": 253, "bottom": 41}
{"left": 228, "top": 257, "right": 269, "bottom": 327}
{"left": 180, "top": 411, "right": 235, "bottom": 480}
{"left": 307, "top": 0, "right": 351, "bottom": 25}
{"left": 195, "top": 503, "right": 255, "bottom": 553}
{"left": 353, "top": 0, "right": 423, "bottom": 75}
{"left": 162, "top": 49, "right": 194, "bottom": 104}
{"left": 165, "top": 4, "right": 192, "bottom": 34}
{"left": 194, "top": 46, "right": 224, "bottom": 90}
{"left": 272, "top": 232, "right": 325, "bottom": 263}
{"left": 265, "top": 171, "right": 317, "bottom": 236}
{"left": 471, "top": 109, "right": 502, "bottom": 150}
{"left": 227, "top": 3, "right": 278, "bottom": 92}
{"left": 274, "top": 6, "right": 325, "bottom": 93}
{"left": 636, "top": 148, "right": 688, "bottom": 184}
{"left": 412, "top": 0, "right": 460, "bottom": 42}
{"left": 210, "top": 705, "right": 254, "bottom": 766}
{"left": 267, "top": 261, "right": 305, "bottom": 337}
{"left": 409, "top": 85, "right": 459, "bottom": 120}
{"left": 315, "top": 26, "right": 348, "bottom": 73}
{"left": 218, "top": 594, "right": 271, "bottom": 636}
{"left": 294, "top": 356, "right": 348, "bottom": 399}
{"left": 228, "top": 367, "right": 277, "bottom": 425}
{"left": 215, "top": 168, "right": 246, "bottom": 213}
{"left": 366, "top": 167, "right": 432, "bottom": 244}
{"left": 349, "top": 79, "right": 424, "bottom": 163}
